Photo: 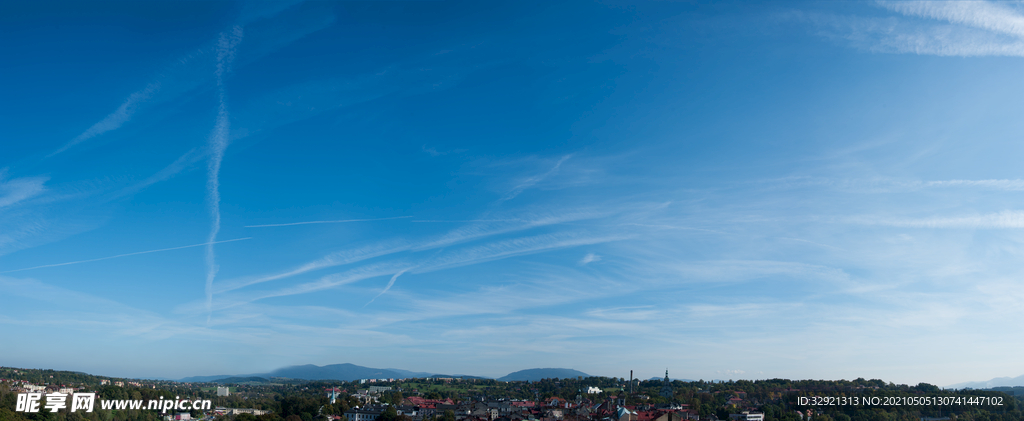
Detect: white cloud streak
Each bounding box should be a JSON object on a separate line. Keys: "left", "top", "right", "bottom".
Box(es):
{"left": 205, "top": 26, "right": 244, "bottom": 321}
{"left": 416, "top": 231, "right": 628, "bottom": 273}
{"left": 879, "top": 1, "right": 1024, "bottom": 38}
{"left": 796, "top": 1, "right": 1024, "bottom": 57}
{"left": 414, "top": 209, "right": 605, "bottom": 251}
{"left": 364, "top": 269, "right": 409, "bottom": 307}
{"left": 579, "top": 252, "right": 600, "bottom": 265}
{"left": 214, "top": 241, "right": 410, "bottom": 294}
{"left": 208, "top": 209, "right": 618, "bottom": 304}
{"left": 411, "top": 219, "right": 527, "bottom": 223}
{"left": 206, "top": 231, "right": 624, "bottom": 309}
{"left": 245, "top": 216, "right": 412, "bottom": 228}
{"left": 501, "top": 154, "right": 572, "bottom": 201}
{"left": 759, "top": 177, "right": 1024, "bottom": 193}
{"left": 850, "top": 210, "right": 1024, "bottom": 228}
{"left": 199, "top": 263, "right": 404, "bottom": 313}
{"left": 206, "top": 206, "right": 640, "bottom": 309}
{"left": 46, "top": 4, "right": 333, "bottom": 161}
{"left": 51, "top": 83, "right": 161, "bottom": 156}
{"left": 387, "top": 271, "right": 623, "bottom": 326}
{"left": 920, "top": 179, "right": 1024, "bottom": 190}
{"left": 0, "top": 172, "right": 48, "bottom": 209}
{"left": 662, "top": 259, "right": 852, "bottom": 284}
{"left": 0, "top": 237, "right": 251, "bottom": 274}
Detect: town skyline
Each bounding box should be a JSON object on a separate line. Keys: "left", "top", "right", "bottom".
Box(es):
{"left": 7, "top": 364, "right": 1016, "bottom": 421}
{"left": 5, "top": 362, "right": 1023, "bottom": 391}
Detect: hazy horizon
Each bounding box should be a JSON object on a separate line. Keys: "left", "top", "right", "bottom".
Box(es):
{"left": 10, "top": 362, "right": 1020, "bottom": 390}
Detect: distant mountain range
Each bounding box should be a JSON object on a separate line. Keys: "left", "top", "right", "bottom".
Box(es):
{"left": 180, "top": 374, "right": 250, "bottom": 383}
{"left": 179, "top": 364, "right": 439, "bottom": 383}
{"left": 210, "top": 376, "right": 272, "bottom": 384}
{"left": 946, "top": 374, "right": 1024, "bottom": 389}
{"left": 497, "top": 368, "right": 590, "bottom": 381}
{"left": 269, "top": 364, "right": 410, "bottom": 381}
{"left": 180, "top": 364, "right": 586, "bottom": 383}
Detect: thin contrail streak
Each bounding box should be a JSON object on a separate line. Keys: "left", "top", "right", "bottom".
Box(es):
{"left": 0, "top": 238, "right": 252, "bottom": 274}
{"left": 50, "top": 82, "right": 161, "bottom": 157}
{"left": 364, "top": 269, "right": 408, "bottom": 307}
{"left": 501, "top": 154, "right": 572, "bottom": 201}
{"left": 206, "top": 25, "right": 244, "bottom": 322}
{"left": 410, "top": 219, "right": 524, "bottom": 223}
{"left": 245, "top": 216, "right": 413, "bottom": 228}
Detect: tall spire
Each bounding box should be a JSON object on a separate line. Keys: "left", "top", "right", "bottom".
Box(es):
{"left": 660, "top": 369, "right": 673, "bottom": 399}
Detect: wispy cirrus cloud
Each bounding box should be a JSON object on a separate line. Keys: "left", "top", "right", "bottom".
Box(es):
{"left": 879, "top": 1, "right": 1024, "bottom": 38}
{"left": 921, "top": 179, "right": 1024, "bottom": 190}
{"left": 47, "top": 47, "right": 215, "bottom": 157}
{"left": 848, "top": 210, "right": 1024, "bottom": 228}
{"left": 422, "top": 145, "right": 467, "bottom": 156}
{"left": 204, "top": 229, "right": 624, "bottom": 309}
{"left": 49, "top": 3, "right": 333, "bottom": 158}
{"left": 214, "top": 241, "right": 411, "bottom": 294}
{"left": 661, "top": 259, "right": 852, "bottom": 284}
{"left": 0, "top": 276, "right": 210, "bottom": 340}
{"left": 203, "top": 207, "right": 623, "bottom": 311}
{"left": 585, "top": 305, "right": 656, "bottom": 321}
{"left": 210, "top": 203, "right": 651, "bottom": 305}
{"left": 245, "top": 216, "right": 412, "bottom": 228}
{"left": 390, "top": 271, "right": 623, "bottom": 324}
{"left": 795, "top": 1, "right": 1024, "bottom": 57}
{"left": 0, "top": 274, "right": 344, "bottom": 373}
{"left": 0, "top": 172, "right": 48, "bottom": 208}
{"left": 414, "top": 208, "right": 607, "bottom": 250}
{"left": 0, "top": 174, "right": 116, "bottom": 258}
{"left": 0, "top": 237, "right": 251, "bottom": 274}
{"left": 501, "top": 154, "right": 572, "bottom": 201}
{"left": 758, "top": 176, "right": 1024, "bottom": 193}
{"left": 191, "top": 262, "right": 406, "bottom": 313}
{"left": 251, "top": 263, "right": 401, "bottom": 302}
{"left": 364, "top": 269, "right": 410, "bottom": 307}
{"left": 51, "top": 83, "right": 161, "bottom": 156}
{"left": 113, "top": 148, "right": 206, "bottom": 199}
{"left": 417, "top": 231, "right": 628, "bottom": 273}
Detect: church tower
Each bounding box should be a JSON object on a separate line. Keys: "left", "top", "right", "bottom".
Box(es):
{"left": 659, "top": 370, "right": 673, "bottom": 399}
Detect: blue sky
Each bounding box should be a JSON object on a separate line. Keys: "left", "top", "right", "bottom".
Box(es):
{"left": 2, "top": 0, "right": 1024, "bottom": 386}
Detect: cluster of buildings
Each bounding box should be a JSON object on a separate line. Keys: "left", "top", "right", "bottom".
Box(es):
{"left": 98, "top": 379, "right": 144, "bottom": 387}
{"left": 341, "top": 396, "right": 723, "bottom": 421}
{"left": 4, "top": 378, "right": 152, "bottom": 391}
{"left": 334, "top": 372, "right": 765, "bottom": 421}
{"left": 162, "top": 407, "right": 270, "bottom": 421}
{"left": 214, "top": 407, "right": 272, "bottom": 417}
{"left": 339, "top": 389, "right": 762, "bottom": 421}
{"left": 5, "top": 379, "right": 84, "bottom": 395}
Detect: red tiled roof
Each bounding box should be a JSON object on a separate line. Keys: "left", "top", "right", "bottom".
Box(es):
{"left": 406, "top": 397, "right": 454, "bottom": 406}
{"left": 636, "top": 410, "right": 661, "bottom": 421}
{"left": 510, "top": 401, "right": 535, "bottom": 407}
